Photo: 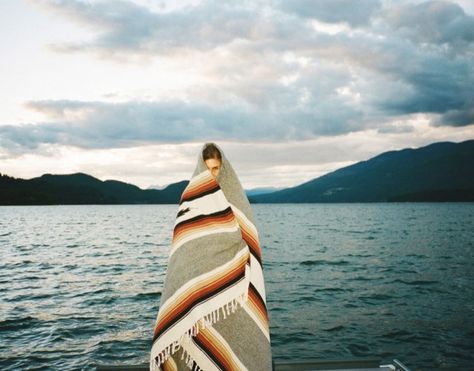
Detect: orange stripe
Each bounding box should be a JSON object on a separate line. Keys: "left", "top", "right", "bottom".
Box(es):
{"left": 173, "top": 212, "right": 235, "bottom": 242}
{"left": 162, "top": 358, "right": 175, "bottom": 371}
{"left": 234, "top": 214, "right": 261, "bottom": 254}
{"left": 173, "top": 219, "right": 237, "bottom": 247}
{"left": 181, "top": 177, "right": 217, "bottom": 201}
{"left": 248, "top": 288, "right": 269, "bottom": 326}
{"left": 196, "top": 328, "right": 235, "bottom": 370}
{"left": 157, "top": 259, "right": 244, "bottom": 330}
{"left": 240, "top": 226, "right": 261, "bottom": 259}
{"left": 184, "top": 176, "right": 214, "bottom": 194}
{"left": 154, "top": 251, "right": 249, "bottom": 336}
{"left": 207, "top": 328, "right": 243, "bottom": 370}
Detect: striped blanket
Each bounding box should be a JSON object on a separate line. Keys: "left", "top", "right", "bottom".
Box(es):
{"left": 150, "top": 143, "right": 272, "bottom": 371}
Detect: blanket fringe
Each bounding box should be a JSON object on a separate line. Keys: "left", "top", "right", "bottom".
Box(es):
{"left": 151, "top": 289, "right": 249, "bottom": 371}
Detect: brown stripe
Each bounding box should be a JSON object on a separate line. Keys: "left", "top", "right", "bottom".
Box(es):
{"left": 194, "top": 328, "right": 233, "bottom": 370}
{"left": 249, "top": 283, "right": 269, "bottom": 325}
{"left": 153, "top": 252, "right": 249, "bottom": 338}
{"left": 181, "top": 177, "right": 218, "bottom": 202}
{"left": 155, "top": 261, "right": 244, "bottom": 335}
{"left": 173, "top": 207, "right": 235, "bottom": 242}
{"left": 240, "top": 226, "right": 262, "bottom": 265}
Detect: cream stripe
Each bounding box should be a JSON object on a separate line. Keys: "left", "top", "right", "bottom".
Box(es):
{"left": 228, "top": 203, "right": 269, "bottom": 341}
{"left": 175, "top": 189, "right": 229, "bottom": 227}
{"left": 205, "top": 326, "right": 249, "bottom": 371}
{"left": 228, "top": 202, "right": 258, "bottom": 238}
{"left": 242, "top": 301, "right": 270, "bottom": 342}
{"left": 157, "top": 246, "right": 249, "bottom": 320}
{"left": 151, "top": 262, "right": 250, "bottom": 368}
{"left": 181, "top": 335, "right": 220, "bottom": 371}
{"left": 250, "top": 255, "right": 266, "bottom": 304}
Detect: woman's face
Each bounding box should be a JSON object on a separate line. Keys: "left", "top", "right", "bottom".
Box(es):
{"left": 205, "top": 158, "right": 221, "bottom": 179}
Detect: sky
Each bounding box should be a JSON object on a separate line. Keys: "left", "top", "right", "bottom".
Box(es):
{"left": 1, "top": 0, "right": 473, "bottom": 190}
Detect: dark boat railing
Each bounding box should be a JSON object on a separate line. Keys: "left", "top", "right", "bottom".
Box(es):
{"left": 95, "top": 357, "right": 412, "bottom": 371}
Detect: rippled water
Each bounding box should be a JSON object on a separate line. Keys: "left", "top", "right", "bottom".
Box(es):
{"left": 1, "top": 203, "right": 473, "bottom": 370}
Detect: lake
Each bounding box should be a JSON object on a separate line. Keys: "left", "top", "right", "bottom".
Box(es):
{"left": 1, "top": 203, "right": 473, "bottom": 370}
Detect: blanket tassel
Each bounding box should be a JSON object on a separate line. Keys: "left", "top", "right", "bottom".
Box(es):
{"left": 153, "top": 291, "right": 249, "bottom": 370}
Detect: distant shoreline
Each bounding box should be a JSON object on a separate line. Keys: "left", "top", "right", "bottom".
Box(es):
{"left": 2, "top": 139, "right": 474, "bottom": 205}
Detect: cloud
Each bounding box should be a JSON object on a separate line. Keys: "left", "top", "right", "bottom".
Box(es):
{"left": 385, "top": 1, "right": 474, "bottom": 49}
{"left": 38, "top": 0, "right": 279, "bottom": 56}
{"left": 367, "top": 40, "right": 474, "bottom": 124}
{"left": 277, "top": 0, "right": 382, "bottom": 27}
{"left": 0, "top": 92, "right": 368, "bottom": 156}
{"left": 435, "top": 107, "right": 474, "bottom": 126}
{"left": 376, "top": 123, "right": 415, "bottom": 134}
{"left": 4, "top": 0, "right": 471, "bottom": 159}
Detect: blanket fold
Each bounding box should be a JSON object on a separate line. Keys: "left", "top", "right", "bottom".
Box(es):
{"left": 150, "top": 143, "right": 272, "bottom": 371}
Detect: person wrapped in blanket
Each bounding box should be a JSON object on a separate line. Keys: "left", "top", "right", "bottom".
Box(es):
{"left": 150, "top": 142, "right": 272, "bottom": 371}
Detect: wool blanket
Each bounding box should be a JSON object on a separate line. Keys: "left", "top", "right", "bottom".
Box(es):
{"left": 150, "top": 143, "right": 272, "bottom": 371}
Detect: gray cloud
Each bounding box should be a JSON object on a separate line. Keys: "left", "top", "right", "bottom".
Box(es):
{"left": 366, "top": 39, "right": 474, "bottom": 124}
{"left": 7, "top": 0, "right": 471, "bottom": 158}
{"left": 277, "top": 18, "right": 474, "bottom": 126}
{"left": 385, "top": 1, "right": 474, "bottom": 49}
{"left": 1, "top": 94, "right": 367, "bottom": 156}
{"left": 277, "top": 0, "right": 382, "bottom": 26}
{"left": 39, "top": 0, "right": 278, "bottom": 55}
{"left": 434, "top": 107, "right": 474, "bottom": 126}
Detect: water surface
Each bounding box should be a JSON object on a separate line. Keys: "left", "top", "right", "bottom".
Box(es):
{"left": 1, "top": 203, "right": 473, "bottom": 370}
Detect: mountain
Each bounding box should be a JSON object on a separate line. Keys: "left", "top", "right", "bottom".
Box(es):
{"left": 250, "top": 139, "right": 474, "bottom": 203}
{"left": 2, "top": 139, "right": 473, "bottom": 205}
{"left": 245, "top": 187, "right": 284, "bottom": 197}
{"left": 0, "top": 172, "right": 188, "bottom": 205}
{"left": 147, "top": 184, "right": 167, "bottom": 190}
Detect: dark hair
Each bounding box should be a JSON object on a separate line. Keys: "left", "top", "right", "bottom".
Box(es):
{"left": 202, "top": 143, "right": 222, "bottom": 161}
